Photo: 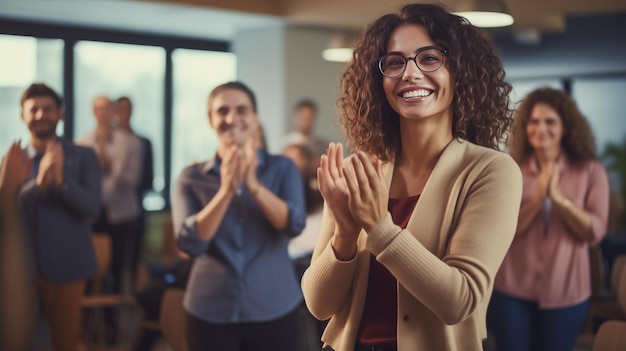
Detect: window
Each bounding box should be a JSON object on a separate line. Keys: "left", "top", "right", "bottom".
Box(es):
{"left": 0, "top": 34, "right": 63, "bottom": 154}
{"left": 170, "top": 49, "right": 236, "bottom": 187}
{"left": 0, "top": 21, "right": 231, "bottom": 210}
{"left": 73, "top": 40, "right": 166, "bottom": 210}
{"left": 572, "top": 78, "right": 626, "bottom": 155}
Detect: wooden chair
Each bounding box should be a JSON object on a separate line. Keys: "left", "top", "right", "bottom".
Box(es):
{"left": 589, "top": 267, "right": 626, "bottom": 350}
{"left": 583, "top": 246, "right": 625, "bottom": 332}
{"left": 592, "top": 320, "right": 626, "bottom": 351}
{"left": 159, "top": 288, "right": 188, "bottom": 351}
{"left": 82, "top": 233, "right": 141, "bottom": 349}
{"left": 617, "top": 263, "right": 626, "bottom": 315}
{"left": 90, "top": 233, "right": 112, "bottom": 294}
{"left": 610, "top": 255, "right": 626, "bottom": 293}
{"left": 577, "top": 253, "right": 626, "bottom": 350}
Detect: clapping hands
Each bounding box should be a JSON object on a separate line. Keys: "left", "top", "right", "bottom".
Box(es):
{"left": 219, "top": 139, "right": 259, "bottom": 195}
{"left": 36, "top": 142, "right": 64, "bottom": 190}
{"left": 317, "top": 142, "right": 388, "bottom": 238}
{"left": 0, "top": 141, "right": 32, "bottom": 197}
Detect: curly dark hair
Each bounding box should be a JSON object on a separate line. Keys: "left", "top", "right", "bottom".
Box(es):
{"left": 508, "top": 87, "right": 597, "bottom": 164}
{"left": 339, "top": 3, "right": 513, "bottom": 161}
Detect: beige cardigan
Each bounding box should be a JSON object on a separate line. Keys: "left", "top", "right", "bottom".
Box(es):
{"left": 301, "top": 139, "right": 522, "bottom": 351}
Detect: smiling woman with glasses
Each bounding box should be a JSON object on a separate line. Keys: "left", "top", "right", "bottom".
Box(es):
{"left": 301, "top": 3, "right": 521, "bottom": 351}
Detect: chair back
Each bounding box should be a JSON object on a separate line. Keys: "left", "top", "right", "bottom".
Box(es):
{"left": 163, "top": 216, "right": 189, "bottom": 260}
{"left": 618, "top": 264, "right": 626, "bottom": 315}
{"left": 611, "top": 255, "right": 626, "bottom": 293}
{"left": 160, "top": 288, "right": 188, "bottom": 351}
{"left": 589, "top": 245, "right": 606, "bottom": 297}
{"left": 592, "top": 320, "right": 626, "bottom": 351}
{"left": 91, "top": 233, "right": 111, "bottom": 294}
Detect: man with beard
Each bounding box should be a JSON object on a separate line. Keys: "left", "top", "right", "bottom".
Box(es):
{"left": 10, "top": 83, "right": 102, "bottom": 351}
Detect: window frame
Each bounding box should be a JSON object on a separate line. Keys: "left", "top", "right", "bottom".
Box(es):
{"left": 0, "top": 18, "right": 230, "bottom": 209}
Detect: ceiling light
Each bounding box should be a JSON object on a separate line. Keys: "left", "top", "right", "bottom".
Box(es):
{"left": 453, "top": 0, "right": 514, "bottom": 28}
{"left": 322, "top": 33, "right": 353, "bottom": 63}
{"left": 322, "top": 48, "right": 353, "bottom": 62}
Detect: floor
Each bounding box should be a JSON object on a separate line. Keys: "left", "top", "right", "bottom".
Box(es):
{"left": 33, "top": 304, "right": 325, "bottom": 351}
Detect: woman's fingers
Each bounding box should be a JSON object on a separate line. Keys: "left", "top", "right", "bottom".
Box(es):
{"left": 333, "top": 143, "right": 343, "bottom": 173}
{"left": 317, "top": 155, "right": 332, "bottom": 195}
{"left": 357, "top": 152, "right": 382, "bottom": 189}
{"left": 343, "top": 162, "right": 359, "bottom": 199}
{"left": 348, "top": 152, "right": 383, "bottom": 194}
{"left": 327, "top": 143, "right": 342, "bottom": 181}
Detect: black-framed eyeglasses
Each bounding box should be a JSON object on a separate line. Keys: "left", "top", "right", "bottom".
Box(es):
{"left": 377, "top": 46, "right": 447, "bottom": 78}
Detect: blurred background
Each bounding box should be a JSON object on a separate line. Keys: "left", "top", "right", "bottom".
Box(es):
{"left": 1, "top": 0, "right": 626, "bottom": 213}
{"left": 2, "top": 1, "right": 626, "bottom": 350}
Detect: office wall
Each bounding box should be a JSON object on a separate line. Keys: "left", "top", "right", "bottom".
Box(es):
{"left": 234, "top": 25, "right": 348, "bottom": 154}
{"left": 233, "top": 26, "right": 286, "bottom": 153}
{"left": 284, "top": 27, "right": 347, "bottom": 148}
{"left": 497, "top": 12, "right": 626, "bottom": 79}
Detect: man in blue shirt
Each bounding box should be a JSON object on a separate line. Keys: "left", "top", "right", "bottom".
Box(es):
{"left": 171, "top": 81, "right": 307, "bottom": 351}
{"left": 13, "top": 83, "right": 102, "bottom": 351}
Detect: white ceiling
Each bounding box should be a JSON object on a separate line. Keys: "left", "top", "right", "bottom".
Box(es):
{"left": 0, "top": 0, "right": 285, "bottom": 41}
{"left": 1, "top": 0, "right": 626, "bottom": 41}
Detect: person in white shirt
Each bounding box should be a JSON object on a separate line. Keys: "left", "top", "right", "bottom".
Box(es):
{"left": 115, "top": 96, "right": 154, "bottom": 288}
{"left": 283, "top": 99, "right": 328, "bottom": 159}
{"left": 78, "top": 95, "right": 142, "bottom": 294}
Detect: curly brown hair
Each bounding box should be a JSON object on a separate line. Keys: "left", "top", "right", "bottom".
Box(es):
{"left": 508, "top": 87, "right": 597, "bottom": 165}
{"left": 339, "top": 3, "right": 513, "bottom": 162}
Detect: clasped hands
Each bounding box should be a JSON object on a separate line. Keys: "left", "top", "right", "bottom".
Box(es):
{"left": 36, "top": 142, "right": 64, "bottom": 190}
{"left": 219, "top": 139, "right": 260, "bottom": 195}
{"left": 537, "top": 161, "right": 565, "bottom": 204}
{"left": 317, "top": 142, "right": 388, "bottom": 241}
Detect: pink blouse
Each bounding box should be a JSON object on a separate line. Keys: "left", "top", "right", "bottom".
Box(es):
{"left": 494, "top": 154, "right": 610, "bottom": 308}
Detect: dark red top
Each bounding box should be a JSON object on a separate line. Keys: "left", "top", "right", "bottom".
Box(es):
{"left": 356, "top": 194, "right": 420, "bottom": 347}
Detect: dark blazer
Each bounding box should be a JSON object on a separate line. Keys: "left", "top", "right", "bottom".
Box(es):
{"left": 18, "top": 139, "right": 102, "bottom": 282}
{"left": 137, "top": 136, "right": 154, "bottom": 200}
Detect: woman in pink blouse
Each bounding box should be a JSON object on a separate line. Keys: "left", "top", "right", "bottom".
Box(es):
{"left": 489, "top": 87, "right": 610, "bottom": 351}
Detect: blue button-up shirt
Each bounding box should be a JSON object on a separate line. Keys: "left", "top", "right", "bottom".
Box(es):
{"left": 171, "top": 150, "right": 307, "bottom": 323}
